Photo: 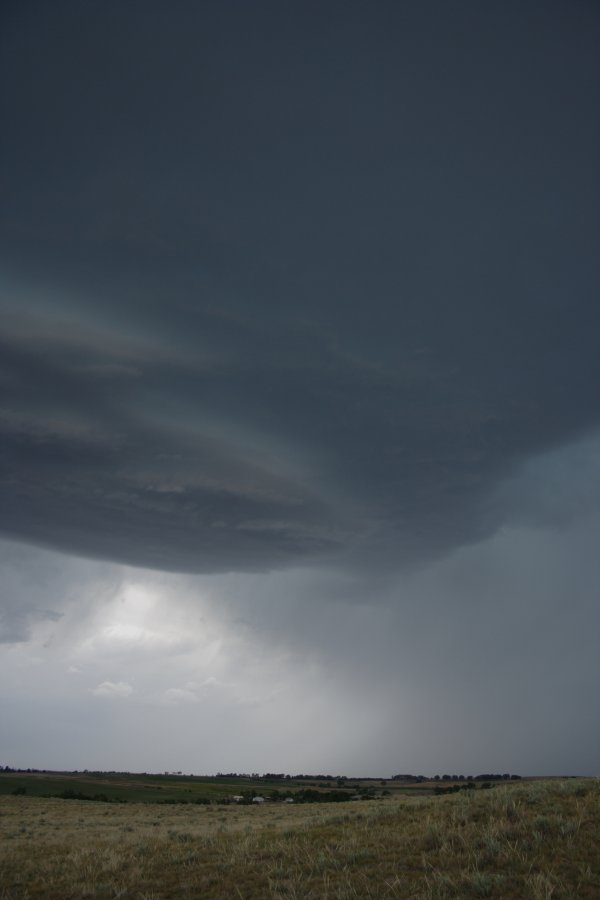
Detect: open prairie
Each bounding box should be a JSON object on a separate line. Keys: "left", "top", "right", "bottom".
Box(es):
{"left": 1, "top": 778, "right": 599, "bottom": 898}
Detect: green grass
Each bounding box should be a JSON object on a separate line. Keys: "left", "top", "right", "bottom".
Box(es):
{"left": 0, "top": 777, "right": 599, "bottom": 897}
{"left": 0, "top": 772, "right": 297, "bottom": 804}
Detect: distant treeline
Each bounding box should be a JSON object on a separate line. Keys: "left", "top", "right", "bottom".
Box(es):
{"left": 216, "top": 773, "right": 351, "bottom": 781}
{"left": 391, "top": 774, "right": 522, "bottom": 783}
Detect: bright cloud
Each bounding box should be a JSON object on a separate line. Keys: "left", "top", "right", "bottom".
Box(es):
{"left": 92, "top": 681, "right": 134, "bottom": 698}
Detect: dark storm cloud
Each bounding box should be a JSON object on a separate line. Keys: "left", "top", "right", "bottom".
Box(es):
{"left": 1, "top": 0, "right": 599, "bottom": 573}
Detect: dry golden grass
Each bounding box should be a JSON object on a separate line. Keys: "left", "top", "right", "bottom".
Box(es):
{"left": 1, "top": 779, "right": 599, "bottom": 898}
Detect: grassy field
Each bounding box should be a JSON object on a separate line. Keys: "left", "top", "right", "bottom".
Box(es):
{"left": 1, "top": 778, "right": 599, "bottom": 898}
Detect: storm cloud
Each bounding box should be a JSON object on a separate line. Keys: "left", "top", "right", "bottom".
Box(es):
{"left": 1, "top": 1, "right": 599, "bottom": 774}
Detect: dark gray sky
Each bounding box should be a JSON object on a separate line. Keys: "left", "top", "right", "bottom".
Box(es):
{"left": 1, "top": 0, "right": 599, "bottom": 776}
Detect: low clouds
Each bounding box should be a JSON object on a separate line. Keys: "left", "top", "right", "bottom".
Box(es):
{"left": 0, "top": 539, "right": 91, "bottom": 644}
{"left": 92, "top": 681, "right": 133, "bottom": 699}
{"left": 1, "top": 458, "right": 599, "bottom": 775}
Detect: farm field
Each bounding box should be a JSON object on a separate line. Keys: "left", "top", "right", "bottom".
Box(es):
{"left": 1, "top": 777, "right": 599, "bottom": 898}
{"left": 0, "top": 771, "right": 431, "bottom": 804}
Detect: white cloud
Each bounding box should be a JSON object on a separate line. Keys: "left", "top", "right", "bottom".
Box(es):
{"left": 92, "top": 681, "right": 133, "bottom": 698}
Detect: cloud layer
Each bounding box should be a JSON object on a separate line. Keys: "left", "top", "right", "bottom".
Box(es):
{"left": 1, "top": 0, "right": 599, "bottom": 575}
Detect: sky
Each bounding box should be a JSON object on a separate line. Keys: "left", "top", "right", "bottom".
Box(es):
{"left": 1, "top": 0, "right": 599, "bottom": 777}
